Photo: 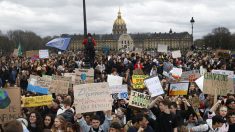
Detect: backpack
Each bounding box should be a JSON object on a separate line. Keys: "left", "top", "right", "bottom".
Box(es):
{"left": 86, "top": 37, "right": 94, "bottom": 50}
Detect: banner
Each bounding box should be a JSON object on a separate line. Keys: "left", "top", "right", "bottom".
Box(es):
{"left": 0, "top": 88, "right": 21, "bottom": 124}
{"left": 107, "top": 75, "right": 123, "bottom": 86}
{"left": 203, "top": 73, "right": 233, "bottom": 96}
{"left": 181, "top": 70, "right": 200, "bottom": 82}
{"left": 110, "top": 85, "right": 128, "bottom": 100}
{"left": 132, "top": 75, "right": 149, "bottom": 89}
{"left": 26, "top": 50, "right": 39, "bottom": 58}
{"left": 211, "top": 70, "right": 234, "bottom": 78}
{"left": 157, "top": 44, "right": 168, "bottom": 53}
{"left": 172, "top": 50, "right": 181, "bottom": 58}
{"left": 46, "top": 37, "right": 71, "bottom": 50}
{"left": 129, "top": 91, "right": 151, "bottom": 108}
{"left": 170, "top": 67, "right": 182, "bottom": 78}
{"left": 27, "top": 75, "right": 52, "bottom": 94}
{"left": 39, "top": 49, "right": 49, "bottom": 58}
{"left": 144, "top": 76, "right": 164, "bottom": 97}
{"left": 73, "top": 83, "right": 112, "bottom": 113}
{"left": 75, "top": 68, "right": 94, "bottom": 84}
{"left": 21, "top": 95, "right": 53, "bottom": 107}
{"left": 168, "top": 82, "right": 189, "bottom": 96}
{"left": 50, "top": 80, "right": 70, "bottom": 94}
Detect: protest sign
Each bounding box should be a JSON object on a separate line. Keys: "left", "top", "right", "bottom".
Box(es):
{"left": 107, "top": 75, "right": 123, "bottom": 86}
{"left": 27, "top": 75, "right": 52, "bottom": 94}
{"left": 110, "top": 85, "right": 128, "bottom": 100}
{"left": 215, "top": 49, "right": 231, "bottom": 59}
{"left": 144, "top": 76, "right": 164, "bottom": 97}
{"left": 133, "top": 69, "right": 144, "bottom": 75}
{"left": 203, "top": 73, "right": 233, "bottom": 96}
{"left": 50, "top": 80, "right": 70, "bottom": 94}
{"left": 195, "top": 76, "right": 204, "bottom": 91}
{"left": 73, "top": 83, "right": 112, "bottom": 113}
{"left": 129, "top": 91, "right": 151, "bottom": 108}
{"left": 172, "top": 50, "right": 181, "bottom": 58}
{"left": 158, "top": 44, "right": 168, "bottom": 53}
{"left": 168, "top": 82, "right": 189, "bottom": 96}
{"left": 75, "top": 68, "right": 94, "bottom": 84}
{"left": 12, "top": 49, "right": 18, "bottom": 57}
{"left": 211, "top": 70, "right": 234, "bottom": 78}
{"left": 0, "top": 88, "right": 21, "bottom": 124}
{"left": 21, "top": 95, "right": 53, "bottom": 107}
{"left": 26, "top": 50, "right": 39, "bottom": 58}
{"left": 181, "top": 70, "right": 200, "bottom": 82}
{"left": 64, "top": 73, "right": 77, "bottom": 84}
{"left": 200, "top": 66, "right": 207, "bottom": 76}
{"left": 132, "top": 75, "right": 149, "bottom": 89}
{"left": 39, "top": 49, "right": 49, "bottom": 58}
{"left": 170, "top": 67, "right": 182, "bottom": 78}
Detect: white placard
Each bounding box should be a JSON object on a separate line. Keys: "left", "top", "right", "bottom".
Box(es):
{"left": 107, "top": 75, "right": 123, "bottom": 86}
{"left": 158, "top": 44, "right": 168, "bottom": 53}
{"left": 172, "top": 50, "right": 181, "bottom": 58}
{"left": 144, "top": 76, "right": 164, "bottom": 97}
{"left": 110, "top": 85, "right": 128, "bottom": 100}
{"left": 195, "top": 76, "right": 204, "bottom": 91}
{"left": 212, "top": 70, "right": 234, "bottom": 78}
{"left": 170, "top": 67, "right": 182, "bottom": 77}
{"left": 200, "top": 66, "right": 207, "bottom": 76}
{"left": 39, "top": 49, "right": 49, "bottom": 58}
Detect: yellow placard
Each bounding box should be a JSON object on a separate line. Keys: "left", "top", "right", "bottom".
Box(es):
{"left": 132, "top": 75, "right": 148, "bottom": 89}
{"left": 22, "top": 95, "right": 53, "bottom": 107}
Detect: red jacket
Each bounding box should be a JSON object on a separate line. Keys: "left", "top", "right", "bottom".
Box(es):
{"left": 134, "top": 63, "right": 143, "bottom": 70}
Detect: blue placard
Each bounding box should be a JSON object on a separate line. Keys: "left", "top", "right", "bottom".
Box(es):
{"left": 27, "top": 84, "right": 48, "bottom": 94}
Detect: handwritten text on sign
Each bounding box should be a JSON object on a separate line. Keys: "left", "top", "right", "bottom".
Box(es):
{"left": 22, "top": 95, "right": 53, "bottom": 107}
{"left": 73, "top": 83, "right": 112, "bottom": 113}
{"left": 129, "top": 91, "right": 151, "bottom": 108}
{"left": 132, "top": 75, "right": 149, "bottom": 89}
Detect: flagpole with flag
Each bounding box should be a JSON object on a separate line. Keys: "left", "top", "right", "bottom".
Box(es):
{"left": 18, "top": 42, "right": 23, "bottom": 57}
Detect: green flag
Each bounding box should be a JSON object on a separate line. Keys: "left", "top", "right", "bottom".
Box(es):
{"left": 18, "top": 43, "right": 23, "bottom": 56}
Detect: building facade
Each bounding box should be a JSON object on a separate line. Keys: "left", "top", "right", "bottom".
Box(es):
{"left": 69, "top": 9, "right": 192, "bottom": 51}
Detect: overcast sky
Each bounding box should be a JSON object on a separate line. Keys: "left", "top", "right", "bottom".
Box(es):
{"left": 0, "top": 0, "right": 235, "bottom": 39}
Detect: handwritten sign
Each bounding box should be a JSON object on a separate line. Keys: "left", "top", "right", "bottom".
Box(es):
{"left": 107, "top": 75, "right": 123, "bottom": 86}
{"left": 170, "top": 67, "right": 182, "bottom": 78}
{"left": 172, "top": 50, "right": 181, "bottom": 58}
{"left": 132, "top": 75, "right": 149, "bottom": 89}
{"left": 26, "top": 50, "right": 39, "bottom": 58}
{"left": 211, "top": 70, "right": 234, "bottom": 78}
{"left": 75, "top": 68, "right": 94, "bottom": 84}
{"left": 27, "top": 75, "right": 52, "bottom": 94}
{"left": 181, "top": 70, "right": 200, "bottom": 82}
{"left": 168, "top": 82, "right": 189, "bottom": 96}
{"left": 203, "top": 73, "right": 233, "bottom": 96}
{"left": 50, "top": 80, "right": 70, "bottom": 94}
{"left": 64, "top": 73, "right": 77, "bottom": 84}
{"left": 144, "top": 76, "right": 164, "bottom": 97}
{"left": 22, "top": 95, "right": 53, "bottom": 107}
{"left": 0, "top": 88, "right": 21, "bottom": 124}
{"left": 158, "top": 44, "right": 168, "bottom": 53}
{"left": 110, "top": 85, "right": 128, "bottom": 100}
{"left": 129, "top": 91, "right": 151, "bottom": 108}
{"left": 39, "top": 49, "right": 49, "bottom": 58}
{"left": 73, "top": 83, "right": 112, "bottom": 113}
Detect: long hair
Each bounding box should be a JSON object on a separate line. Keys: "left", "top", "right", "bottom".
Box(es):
{"left": 43, "top": 114, "right": 55, "bottom": 129}
{"left": 27, "top": 111, "right": 44, "bottom": 132}
{"left": 51, "top": 115, "right": 67, "bottom": 132}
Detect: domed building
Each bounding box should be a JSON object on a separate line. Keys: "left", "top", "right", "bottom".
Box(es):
{"left": 68, "top": 9, "right": 192, "bottom": 52}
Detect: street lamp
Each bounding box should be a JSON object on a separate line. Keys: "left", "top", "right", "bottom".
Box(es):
{"left": 83, "top": 0, "right": 87, "bottom": 38}
{"left": 190, "top": 17, "right": 195, "bottom": 47}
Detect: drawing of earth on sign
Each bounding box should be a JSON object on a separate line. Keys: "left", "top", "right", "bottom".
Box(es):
{"left": 0, "top": 89, "right": 11, "bottom": 109}
{"left": 81, "top": 73, "right": 87, "bottom": 81}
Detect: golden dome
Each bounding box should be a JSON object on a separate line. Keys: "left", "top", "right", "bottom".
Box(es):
{"left": 114, "top": 9, "right": 126, "bottom": 25}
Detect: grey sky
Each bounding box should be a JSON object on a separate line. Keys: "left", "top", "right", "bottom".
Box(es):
{"left": 0, "top": 0, "right": 234, "bottom": 39}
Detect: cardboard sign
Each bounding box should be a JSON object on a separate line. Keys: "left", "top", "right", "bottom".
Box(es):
{"left": 172, "top": 50, "right": 181, "bottom": 58}
{"left": 215, "top": 49, "right": 231, "bottom": 59}
{"left": 39, "top": 49, "right": 49, "bottom": 58}
{"left": 75, "top": 68, "right": 94, "bottom": 84}
{"left": 110, "top": 85, "right": 128, "bottom": 100}
{"left": 22, "top": 95, "right": 53, "bottom": 107}
{"left": 211, "top": 70, "right": 234, "bottom": 78}
{"left": 107, "top": 75, "right": 123, "bottom": 86}
{"left": 170, "top": 67, "right": 182, "bottom": 78}
{"left": 129, "top": 91, "right": 151, "bottom": 108}
{"left": 158, "top": 44, "right": 168, "bottom": 53}
{"left": 168, "top": 82, "right": 189, "bottom": 96}
{"left": 27, "top": 75, "right": 52, "bottom": 94}
{"left": 64, "top": 73, "right": 77, "bottom": 84}
{"left": 132, "top": 75, "right": 149, "bottom": 89}
{"left": 181, "top": 70, "right": 200, "bottom": 82}
{"left": 50, "top": 80, "right": 70, "bottom": 94}
{"left": 26, "top": 50, "right": 39, "bottom": 58}
{"left": 203, "top": 73, "right": 233, "bottom": 96}
{"left": 73, "top": 83, "right": 112, "bottom": 113}
{"left": 0, "top": 88, "right": 21, "bottom": 124}
{"left": 144, "top": 76, "right": 164, "bottom": 97}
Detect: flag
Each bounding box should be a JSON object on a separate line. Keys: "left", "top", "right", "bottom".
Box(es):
{"left": 46, "top": 37, "right": 71, "bottom": 51}
{"left": 18, "top": 43, "right": 23, "bottom": 56}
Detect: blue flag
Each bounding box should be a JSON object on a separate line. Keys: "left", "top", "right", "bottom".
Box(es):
{"left": 46, "top": 37, "right": 71, "bottom": 50}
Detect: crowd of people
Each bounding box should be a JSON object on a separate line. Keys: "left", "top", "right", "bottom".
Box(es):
{"left": 0, "top": 46, "right": 235, "bottom": 132}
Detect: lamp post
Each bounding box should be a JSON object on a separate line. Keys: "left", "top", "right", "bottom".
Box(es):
{"left": 83, "top": 0, "right": 87, "bottom": 38}
{"left": 190, "top": 17, "right": 195, "bottom": 47}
